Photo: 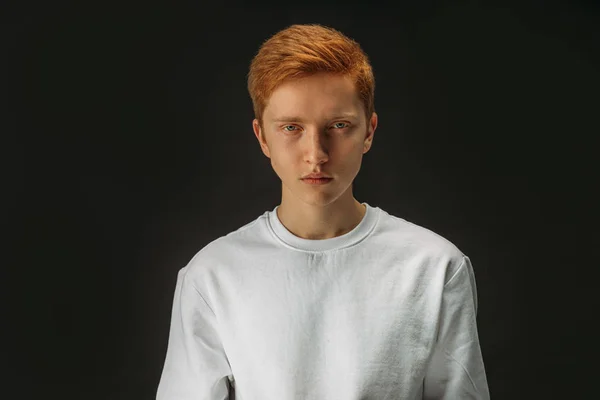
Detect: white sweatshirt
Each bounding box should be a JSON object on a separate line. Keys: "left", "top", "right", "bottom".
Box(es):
{"left": 156, "top": 202, "right": 490, "bottom": 399}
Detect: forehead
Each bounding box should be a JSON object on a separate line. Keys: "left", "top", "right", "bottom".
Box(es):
{"left": 264, "top": 73, "right": 363, "bottom": 120}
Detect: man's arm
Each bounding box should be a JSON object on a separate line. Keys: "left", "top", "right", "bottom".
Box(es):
{"left": 423, "top": 256, "right": 490, "bottom": 399}
{"left": 156, "top": 267, "right": 233, "bottom": 400}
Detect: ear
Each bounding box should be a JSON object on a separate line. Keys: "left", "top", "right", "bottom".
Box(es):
{"left": 363, "top": 112, "right": 378, "bottom": 154}
{"left": 253, "top": 118, "right": 271, "bottom": 159}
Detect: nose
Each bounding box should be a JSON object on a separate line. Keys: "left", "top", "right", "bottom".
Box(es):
{"left": 303, "top": 129, "right": 330, "bottom": 164}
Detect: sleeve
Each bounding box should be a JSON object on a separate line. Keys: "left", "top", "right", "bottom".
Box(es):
{"left": 423, "top": 256, "right": 490, "bottom": 400}
{"left": 156, "top": 267, "right": 234, "bottom": 400}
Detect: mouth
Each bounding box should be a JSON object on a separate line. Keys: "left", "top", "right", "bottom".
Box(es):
{"left": 302, "top": 177, "right": 333, "bottom": 185}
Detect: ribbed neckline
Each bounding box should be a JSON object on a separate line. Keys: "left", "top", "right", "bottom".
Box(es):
{"left": 266, "top": 202, "right": 380, "bottom": 252}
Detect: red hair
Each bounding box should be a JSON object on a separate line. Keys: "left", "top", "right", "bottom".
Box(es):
{"left": 247, "top": 24, "right": 375, "bottom": 129}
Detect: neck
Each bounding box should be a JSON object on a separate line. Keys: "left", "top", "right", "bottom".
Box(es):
{"left": 276, "top": 191, "right": 366, "bottom": 240}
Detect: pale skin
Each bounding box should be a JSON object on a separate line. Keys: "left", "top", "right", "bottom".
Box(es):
{"left": 252, "top": 72, "right": 378, "bottom": 240}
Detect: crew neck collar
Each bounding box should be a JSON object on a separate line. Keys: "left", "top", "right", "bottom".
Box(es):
{"left": 267, "top": 202, "right": 380, "bottom": 252}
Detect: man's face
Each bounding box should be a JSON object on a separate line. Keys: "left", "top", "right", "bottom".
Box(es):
{"left": 253, "top": 72, "right": 377, "bottom": 207}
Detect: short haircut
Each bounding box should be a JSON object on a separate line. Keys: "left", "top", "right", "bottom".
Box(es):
{"left": 247, "top": 24, "right": 375, "bottom": 130}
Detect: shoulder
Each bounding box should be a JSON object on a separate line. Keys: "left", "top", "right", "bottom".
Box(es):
{"left": 179, "top": 213, "right": 267, "bottom": 285}
{"left": 379, "top": 209, "right": 464, "bottom": 255}
{"left": 376, "top": 208, "right": 467, "bottom": 282}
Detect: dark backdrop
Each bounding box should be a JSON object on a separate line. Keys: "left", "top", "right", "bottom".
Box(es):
{"left": 4, "top": 1, "right": 598, "bottom": 398}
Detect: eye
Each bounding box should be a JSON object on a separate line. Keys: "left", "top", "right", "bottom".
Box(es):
{"left": 282, "top": 125, "right": 298, "bottom": 132}
{"left": 332, "top": 122, "right": 348, "bottom": 129}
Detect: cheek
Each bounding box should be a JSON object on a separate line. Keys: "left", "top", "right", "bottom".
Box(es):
{"left": 269, "top": 151, "right": 289, "bottom": 173}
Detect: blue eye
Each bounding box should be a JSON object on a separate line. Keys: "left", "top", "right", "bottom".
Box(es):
{"left": 281, "top": 122, "right": 349, "bottom": 133}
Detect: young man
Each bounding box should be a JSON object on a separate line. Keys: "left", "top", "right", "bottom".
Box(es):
{"left": 157, "top": 24, "right": 490, "bottom": 399}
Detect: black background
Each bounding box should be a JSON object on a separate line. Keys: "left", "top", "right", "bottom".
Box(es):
{"left": 4, "top": 0, "right": 598, "bottom": 398}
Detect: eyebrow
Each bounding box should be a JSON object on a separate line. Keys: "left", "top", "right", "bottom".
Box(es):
{"left": 271, "top": 113, "right": 358, "bottom": 123}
